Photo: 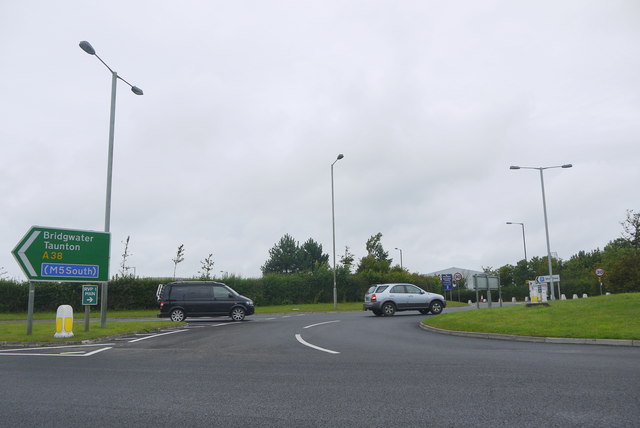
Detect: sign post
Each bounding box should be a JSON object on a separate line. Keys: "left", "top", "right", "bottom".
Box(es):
{"left": 441, "top": 274, "right": 454, "bottom": 301}
{"left": 82, "top": 285, "right": 99, "bottom": 331}
{"left": 454, "top": 272, "right": 463, "bottom": 302}
{"left": 12, "top": 226, "right": 110, "bottom": 334}
{"left": 595, "top": 268, "right": 605, "bottom": 295}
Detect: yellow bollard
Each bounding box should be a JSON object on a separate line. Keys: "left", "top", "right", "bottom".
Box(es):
{"left": 54, "top": 305, "right": 74, "bottom": 338}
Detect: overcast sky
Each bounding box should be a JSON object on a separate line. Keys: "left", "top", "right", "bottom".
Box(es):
{"left": 1, "top": 1, "right": 639, "bottom": 281}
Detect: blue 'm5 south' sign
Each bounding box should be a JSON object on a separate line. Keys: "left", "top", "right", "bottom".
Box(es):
{"left": 41, "top": 263, "right": 99, "bottom": 279}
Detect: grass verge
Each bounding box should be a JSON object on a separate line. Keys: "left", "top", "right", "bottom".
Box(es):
{"left": 423, "top": 293, "right": 640, "bottom": 340}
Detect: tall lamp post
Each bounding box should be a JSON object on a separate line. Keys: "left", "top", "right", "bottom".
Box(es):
{"left": 331, "top": 154, "right": 344, "bottom": 310}
{"left": 506, "top": 222, "right": 527, "bottom": 263}
{"left": 394, "top": 247, "right": 403, "bottom": 270}
{"left": 80, "top": 41, "right": 143, "bottom": 327}
{"left": 510, "top": 164, "right": 572, "bottom": 300}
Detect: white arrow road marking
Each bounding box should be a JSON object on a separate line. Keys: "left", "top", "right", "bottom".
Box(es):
{"left": 295, "top": 334, "right": 340, "bottom": 354}
{"left": 18, "top": 230, "right": 40, "bottom": 276}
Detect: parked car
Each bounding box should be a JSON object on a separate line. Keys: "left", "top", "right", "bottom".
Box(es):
{"left": 363, "top": 283, "right": 446, "bottom": 316}
{"left": 156, "top": 281, "right": 254, "bottom": 321}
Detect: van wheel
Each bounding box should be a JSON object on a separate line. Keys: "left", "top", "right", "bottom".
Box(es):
{"left": 170, "top": 308, "right": 185, "bottom": 322}
{"left": 230, "top": 307, "right": 246, "bottom": 321}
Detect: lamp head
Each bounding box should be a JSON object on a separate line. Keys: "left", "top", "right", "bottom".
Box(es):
{"left": 562, "top": 164, "right": 573, "bottom": 168}
{"left": 79, "top": 41, "right": 96, "bottom": 55}
{"left": 337, "top": 154, "right": 344, "bottom": 160}
{"left": 131, "top": 86, "right": 144, "bottom": 96}
{"left": 509, "top": 166, "right": 520, "bottom": 170}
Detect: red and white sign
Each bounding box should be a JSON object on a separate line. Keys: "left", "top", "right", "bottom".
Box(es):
{"left": 454, "top": 272, "right": 463, "bottom": 281}
{"left": 595, "top": 268, "right": 605, "bottom": 277}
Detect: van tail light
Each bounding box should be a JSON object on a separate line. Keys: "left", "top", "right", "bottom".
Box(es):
{"left": 371, "top": 294, "right": 377, "bottom": 302}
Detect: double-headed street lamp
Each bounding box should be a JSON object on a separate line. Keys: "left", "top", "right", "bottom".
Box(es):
{"left": 506, "top": 222, "right": 527, "bottom": 263}
{"left": 510, "top": 164, "right": 572, "bottom": 300}
{"left": 395, "top": 247, "right": 403, "bottom": 269}
{"left": 80, "top": 41, "right": 143, "bottom": 327}
{"left": 331, "top": 154, "right": 344, "bottom": 310}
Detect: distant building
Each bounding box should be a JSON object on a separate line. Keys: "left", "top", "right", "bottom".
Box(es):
{"left": 426, "top": 267, "right": 484, "bottom": 290}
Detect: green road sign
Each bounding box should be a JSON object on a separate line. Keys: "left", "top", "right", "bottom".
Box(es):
{"left": 12, "top": 226, "right": 110, "bottom": 282}
{"left": 82, "top": 285, "right": 99, "bottom": 305}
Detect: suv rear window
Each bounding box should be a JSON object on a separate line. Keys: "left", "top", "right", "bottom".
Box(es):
{"left": 375, "top": 285, "right": 389, "bottom": 293}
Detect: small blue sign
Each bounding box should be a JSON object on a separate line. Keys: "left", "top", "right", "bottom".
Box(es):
{"left": 41, "top": 263, "right": 99, "bottom": 279}
{"left": 441, "top": 274, "right": 454, "bottom": 291}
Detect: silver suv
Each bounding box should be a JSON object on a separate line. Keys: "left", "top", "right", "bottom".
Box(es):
{"left": 363, "top": 283, "right": 446, "bottom": 316}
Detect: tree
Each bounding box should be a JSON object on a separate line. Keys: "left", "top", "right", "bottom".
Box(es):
{"left": 357, "top": 233, "right": 392, "bottom": 273}
{"left": 199, "top": 253, "right": 215, "bottom": 279}
{"left": 300, "top": 238, "right": 329, "bottom": 271}
{"left": 119, "top": 236, "right": 133, "bottom": 277}
{"left": 172, "top": 244, "right": 185, "bottom": 279}
{"left": 262, "top": 234, "right": 302, "bottom": 274}
{"left": 339, "top": 246, "right": 355, "bottom": 272}
{"left": 621, "top": 209, "right": 640, "bottom": 250}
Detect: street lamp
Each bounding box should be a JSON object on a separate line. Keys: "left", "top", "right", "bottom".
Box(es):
{"left": 80, "top": 40, "right": 143, "bottom": 327}
{"left": 394, "top": 247, "right": 403, "bottom": 269}
{"left": 510, "top": 164, "right": 572, "bottom": 300}
{"left": 331, "top": 154, "right": 344, "bottom": 310}
{"left": 506, "top": 222, "right": 527, "bottom": 263}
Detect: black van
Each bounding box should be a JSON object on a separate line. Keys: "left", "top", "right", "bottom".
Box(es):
{"left": 156, "top": 281, "right": 255, "bottom": 322}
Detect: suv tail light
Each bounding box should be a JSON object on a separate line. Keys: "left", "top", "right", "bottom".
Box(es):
{"left": 159, "top": 301, "right": 165, "bottom": 309}
{"left": 371, "top": 294, "right": 377, "bottom": 302}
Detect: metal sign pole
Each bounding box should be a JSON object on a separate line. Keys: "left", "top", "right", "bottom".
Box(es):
{"left": 26, "top": 281, "right": 35, "bottom": 335}
{"left": 85, "top": 305, "right": 91, "bottom": 332}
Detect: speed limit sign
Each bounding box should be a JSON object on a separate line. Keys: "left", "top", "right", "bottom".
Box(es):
{"left": 595, "top": 268, "right": 605, "bottom": 277}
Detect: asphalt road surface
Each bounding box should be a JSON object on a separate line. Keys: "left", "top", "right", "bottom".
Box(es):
{"left": 1, "top": 308, "right": 639, "bottom": 427}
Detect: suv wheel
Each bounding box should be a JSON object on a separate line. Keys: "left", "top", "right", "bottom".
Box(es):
{"left": 170, "top": 308, "right": 185, "bottom": 322}
{"left": 429, "top": 300, "right": 444, "bottom": 315}
{"left": 381, "top": 302, "right": 396, "bottom": 316}
{"left": 230, "top": 307, "right": 246, "bottom": 321}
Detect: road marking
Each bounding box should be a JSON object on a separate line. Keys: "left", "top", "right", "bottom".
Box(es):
{"left": 128, "top": 328, "right": 188, "bottom": 343}
{"left": 0, "top": 344, "right": 113, "bottom": 357}
{"left": 295, "top": 334, "right": 340, "bottom": 354}
{"left": 82, "top": 347, "right": 112, "bottom": 356}
{"left": 304, "top": 320, "right": 341, "bottom": 329}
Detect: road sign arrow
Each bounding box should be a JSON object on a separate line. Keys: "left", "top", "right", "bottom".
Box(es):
{"left": 16, "top": 230, "right": 40, "bottom": 277}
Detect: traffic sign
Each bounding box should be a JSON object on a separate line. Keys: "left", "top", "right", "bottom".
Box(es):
{"left": 82, "top": 285, "right": 99, "bottom": 305}
{"left": 441, "top": 274, "right": 454, "bottom": 291}
{"left": 453, "top": 272, "right": 463, "bottom": 282}
{"left": 12, "top": 226, "right": 110, "bottom": 282}
{"left": 537, "top": 275, "right": 560, "bottom": 284}
{"left": 595, "top": 268, "right": 605, "bottom": 277}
